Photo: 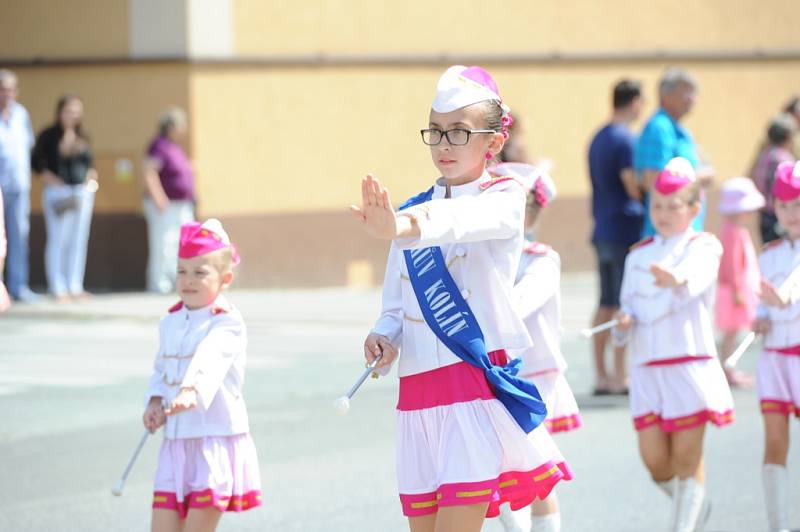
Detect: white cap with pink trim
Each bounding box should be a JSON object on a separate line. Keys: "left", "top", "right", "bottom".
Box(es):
{"left": 654, "top": 157, "right": 696, "bottom": 195}
{"left": 431, "top": 65, "right": 503, "bottom": 113}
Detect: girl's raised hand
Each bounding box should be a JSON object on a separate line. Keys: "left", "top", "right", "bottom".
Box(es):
{"left": 363, "top": 333, "right": 398, "bottom": 369}
{"left": 165, "top": 387, "right": 198, "bottom": 416}
{"left": 350, "top": 174, "right": 399, "bottom": 239}
{"left": 760, "top": 279, "right": 788, "bottom": 308}
{"left": 650, "top": 263, "right": 683, "bottom": 288}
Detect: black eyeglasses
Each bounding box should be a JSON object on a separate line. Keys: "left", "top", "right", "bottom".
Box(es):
{"left": 420, "top": 128, "right": 496, "bottom": 146}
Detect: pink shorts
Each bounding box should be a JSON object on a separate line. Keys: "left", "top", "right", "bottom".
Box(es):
{"left": 758, "top": 347, "right": 800, "bottom": 417}
{"left": 396, "top": 357, "right": 571, "bottom": 518}
{"left": 630, "top": 357, "right": 735, "bottom": 432}
{"left": 152, "top": 433, "right": 262, "bottom": 518}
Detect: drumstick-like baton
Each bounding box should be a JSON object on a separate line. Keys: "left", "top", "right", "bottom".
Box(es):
{"left": 111, "top": 429, "right": 150, "bottom": 496}
{"left": 580, "top": 319, "right": 619, "bottom": 338}
{"left": 724, "top": 331, "right": 758, "bottom": 369}
{"left": 333, "top": 352, "right": 384, "bottom": 415}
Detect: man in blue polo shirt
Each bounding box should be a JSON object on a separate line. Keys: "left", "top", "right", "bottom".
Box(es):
{"left": 587, "top": 79, "right": 644, "bottom": 395}
{"left": 635, "top": 67, "right": 713, "bottom": 237}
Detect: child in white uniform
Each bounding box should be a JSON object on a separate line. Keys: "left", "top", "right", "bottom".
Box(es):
{"left": 352, "top": 65, "right": 570, "bottom": 532}
{"left": 614, "top": 157, "right": 734, "bottom": 532}
{"left": 494, "top": 164, "right": 581, "bottom": 532}
{"left": 143, "top": 219, "right": 261, "bottom": 532}
{"left": 754, "top": 161, "right": 800, "bottom": 532}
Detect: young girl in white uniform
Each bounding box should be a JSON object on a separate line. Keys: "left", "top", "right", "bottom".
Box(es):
{"left": 754, "top": 161, "right": 800, "bottom": 532}
{"left": 614, "top": 157, "right": 734, "bottom": 532}
{"left": 142, "top": 219, "right": 261, "bottom": 532}
{"left": 352, "top": 66, "right": 570, "bottom": 532}
{"left": 493, "top": 164, "right": 581, "bottom": 532}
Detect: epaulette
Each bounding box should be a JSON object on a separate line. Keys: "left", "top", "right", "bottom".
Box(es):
{"left": 523, "top": 242, "right": 551, "bottom": 255}
{"left": 629, "top": 236, "right": 655, "bottom": 251}
{"left": 762, "top": 238, "right": 785, "bottom": 252}
{"left": 211, "top": 301, "right": 231, "bottom": 315}
{"left": 168, "top": 301, "right": 184, "bottom": 313}
{"left": 479, "top": 176, "right": 520, "bottom": 191}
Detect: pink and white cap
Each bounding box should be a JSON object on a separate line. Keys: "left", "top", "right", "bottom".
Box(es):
{"left": 717, "top": 176, "right": 765, "bottom": 215}
{"left": 179, "top": 218, "right": 241, "bottom": 265}
{"left": 773, "top": 161, "right": 800, "bottom": 201}
{"left": 488, "top": 162, "right": 556, "bottom": 206}
{"left": 654, "top": 157, "right": 696, "bottom": 195}
{"left": 432, "top": 65, "right": 503, "bottom": 113}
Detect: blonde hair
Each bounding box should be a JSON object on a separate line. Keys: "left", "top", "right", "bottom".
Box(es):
{"left": 207, "top": 247, "right": 236, "bottom": 274}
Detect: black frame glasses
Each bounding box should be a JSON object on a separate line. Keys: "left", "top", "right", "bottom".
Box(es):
{"left": 420, "top": 128, "right": 496, "bottom": 146}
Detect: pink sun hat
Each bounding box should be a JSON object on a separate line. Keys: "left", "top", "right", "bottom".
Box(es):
{"left": 654, "top": 157, "right": 696, "bottom": 195}
{"left": 431, "top": 65, "right": 503, "bottom": 113}
{"left": 179, "top": 219, "right": 241, "bottom": 265}
{"left": 773, "top": 161, "right": 800, "bottom": 202}
{"left": 717, "top": 177, "right": 765, "bottom": 215}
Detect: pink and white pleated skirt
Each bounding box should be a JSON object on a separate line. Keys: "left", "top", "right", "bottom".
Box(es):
{"left": 152, "top": 433, "right": 262, "bottom": 518}
{"left": 630, "top": 356, "right": 735, "bottom": 432}
{"left": 758, "top": 345, "right": 800, "bottom": 417}
{"left": 526, "top": 369, "right": 582, "bottom": 434}
{"left": 396, "top": 356, "right": 571, "bottom": 519}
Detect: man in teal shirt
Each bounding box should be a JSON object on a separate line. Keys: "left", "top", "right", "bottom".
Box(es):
{"left": 634, "top": 67, "right": 713, "bottom": 237}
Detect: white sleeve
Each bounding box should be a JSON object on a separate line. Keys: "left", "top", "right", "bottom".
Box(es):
{"left": 613, "top": 255, "right": 636, "bottom": 346}
{"left": 513, "top": 258, "right": 559, "bottom": 319}
{"left": 396, "top": 183, "right": 525, "bottom": 249}
{"left": 371, "top": 243, "right": 403, "bottom": 345}
{"left": 180, "top": 314, "right": 246, "bottom": 410}
{"left": 144, "top": 320, "right": 168, "bottom": 404}
{"left": 670, "top": 236, "right": 722, "bottom": 308}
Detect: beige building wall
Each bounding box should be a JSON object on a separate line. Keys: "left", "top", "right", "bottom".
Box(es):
{"left": 1, "top": 0, "right": 799, "bottom": 287}
{"left": 234, "top": 0, "right": 798, "bottom": 55}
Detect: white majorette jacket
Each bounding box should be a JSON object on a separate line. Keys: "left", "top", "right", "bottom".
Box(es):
{"left": 145, "top": 294, "right": 250, "bottom": 439}
{"left": 619, "top": 229, "right": 722, "bottom": 365}
{"left": 758, "top": 238, "right": 800, "bottom": 349}
{"left": 371, "top": 171, "right": 533, "bottom": 377}
{"left": 510, "top": 242, "right": 566, "bottom": 377}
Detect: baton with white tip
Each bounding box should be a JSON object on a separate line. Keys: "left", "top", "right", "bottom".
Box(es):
{"left": 580, "top": 319, "right": 619, "bottom": 338}
{"left": 724, "top": 331, "right": 758, "bottom": 369}
{"left": 333, "top": 351, "right": 384, "bottom": 415}
{"left": 111, "top": 429, "right": 150, "bottom": 496}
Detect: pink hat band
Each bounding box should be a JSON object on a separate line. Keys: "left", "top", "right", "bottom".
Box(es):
{"left": 773, "top": 161, "right": 800, "bottom": 201}
{"left": 654, "top": 169, "right": 693, "bottom": 195}
{"left": 179, "top": 220, "right": 241, "bottom": 265}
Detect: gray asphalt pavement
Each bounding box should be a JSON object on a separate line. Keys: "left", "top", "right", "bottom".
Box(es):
{"left": 0, "top": 274, "right": 797, "bottom": 531}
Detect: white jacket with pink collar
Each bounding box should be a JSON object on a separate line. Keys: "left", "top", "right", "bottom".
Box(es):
{"left": 619, "top": 229, "right": 722, "bottom": 365}
{"left": 371, "top": 171, "right": 533, "bottom": 378}
{"left": 145, "top": 294, "right": 250, "bottom": 439}
{"left": 758, "top": 237, "right": 800, "bottom": 350}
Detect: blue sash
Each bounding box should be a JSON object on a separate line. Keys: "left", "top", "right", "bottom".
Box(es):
{"left": 399, "top": 188, "right": 547, "bottom": 433}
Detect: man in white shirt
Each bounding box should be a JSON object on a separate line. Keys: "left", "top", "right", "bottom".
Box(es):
{"left": 0, "top": 69, "right": 37, "bottom": 302}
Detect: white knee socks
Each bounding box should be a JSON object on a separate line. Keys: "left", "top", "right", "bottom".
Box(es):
{"left": 531, "top": 512, "right": 561, "bottom": 532}
{"left": 498, "top": 503, "right": 530, "bottom": 532}
{"left": 657, "top": 477, "right": 676, "bottom": 498}
{"left": 671, "top": 477, "right": 705, "bottom": 532}
{"left": 763, "top": 463, "right": 790, "bottom": 532}
{"left": 497, "top": 504, "right": 561, "bottom": 532}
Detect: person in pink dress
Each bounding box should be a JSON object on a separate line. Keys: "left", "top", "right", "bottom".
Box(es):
{"left": 0, "top": 185, "right": 10, "bottom": 311}
{"left": 715, "top": 177, "right": 765, "bottom": 387}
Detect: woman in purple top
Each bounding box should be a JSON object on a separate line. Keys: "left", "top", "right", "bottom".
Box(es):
{"left": 750, "top": 115, "right": 795, "bottom": 244}
{"left": 140, "top": 107, "right": 196, "bottom": 293}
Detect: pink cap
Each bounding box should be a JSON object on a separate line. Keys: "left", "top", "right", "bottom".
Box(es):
{"left": 179, "top": 219, "right": 241, "bottom": 265}
{"left": 773, "top": 161, "right": 800, "bottom": 201}
{"left": 654, "top": 157, "right": 696, "bottom": 195}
